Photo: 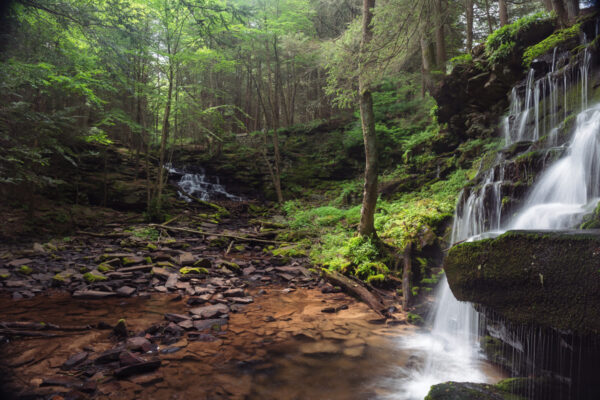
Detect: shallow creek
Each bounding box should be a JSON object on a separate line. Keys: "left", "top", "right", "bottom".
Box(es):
{"left": 0, "top": 288, "right": 505, "bottom": 400}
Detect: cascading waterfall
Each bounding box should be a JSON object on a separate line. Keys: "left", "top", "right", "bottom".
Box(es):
{"left": 389, "top": 42, "right": 599, "bottom": 399}
{"left": 166, "top": 164, "right": 242, "bottom": 201}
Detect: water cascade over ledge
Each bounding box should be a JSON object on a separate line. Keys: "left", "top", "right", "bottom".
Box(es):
{"left": 392, "top": 38, "right": 600, "bottom": 398}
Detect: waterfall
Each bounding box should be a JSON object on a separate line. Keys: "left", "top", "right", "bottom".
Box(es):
{"left": 165, "top": 164, "right": 242, "bottom": 202}
{"left": 510, "top": 104, "right": 600, "bottom": 230}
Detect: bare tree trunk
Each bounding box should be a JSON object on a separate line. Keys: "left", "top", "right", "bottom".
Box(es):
{"left": 564, "top": 0, "right": 579, "bottom": 21}
{"left": 466, "top": 0, "right": 474, "bottom": 52}
{"left": 155, "top": 63, "right": 173, "bottom": 214}
{"left": 551, "top": 0, "right": 569, "bottom": 26}
{"left": 265, "top": 36, "right": 284, "bottom": 203}
{"left": 484, "top": 0, "right": 494, "bottom": 34}
{"left": 498, "top": 0, "right": 509, "bottom": 26}
{"left": 358, "top": 0, "right": 378, "bottom": 238}
{"left": 434, "top": 0, "right": 446, "bottom": 70}
{"left": 542, "top": 0, "right": 553, "bottom": 12}
{"left": 420, "top": 24, "right": 433, "bottom": 97}
{"left": 402, "top": 242, "right": 412, "bottom": 310}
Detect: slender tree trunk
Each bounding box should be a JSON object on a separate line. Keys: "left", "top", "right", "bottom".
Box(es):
{"left": 551, "top": 0, "right": 569, "bottom": 26}
{"left": 402, "top": 242, "right": 412, "bottom": 310}
{"left": 434, "top": 0, "right": 446, "bottom": 70}
{"left": 420, "top": 24, "right": 433, "bottom": 97}
{"left": 358, "top": 0, "right": 378, "bottom": 238}
{"left": 564, "top": 0, "right": 579, "bottom": 21}
{"left": 466, "top": 0, "right": 474, "bottom": 52}
{"left": 484, "top": 0, "right": 494, "bottom": 34}
{"left": 265, "top": 37, "right": 284, "bottom": 203}
{"left": 155, "top": 63, "right": 174, "bottom": 214}
{"left": 542, "top": 0, "right": 553, "bottom": 12}
{"left": 498, "top": 0, "right": 509, "bottom": 26}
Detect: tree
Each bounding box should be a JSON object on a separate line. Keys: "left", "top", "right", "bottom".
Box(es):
{"left": 357, "top": 0, "right": 378, "bottom": 238}
{"left": 498, "top": 0, "right": 508, "bottom": 26}
{"left": 465, "top": 0, "right": 474, "bottom": 52}
{"left": 551, "top": 0, "right": 569, "bottom": 26}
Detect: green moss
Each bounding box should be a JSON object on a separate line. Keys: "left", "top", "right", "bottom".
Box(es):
{"left": 486, "top": 11, "right": 553, "bottom": 63}
{"left": 18, "top": 265, "right": 33, "bottom": 275}
{"left": 146, "top": 243, "right": 158, "bottom": 251}
{"left": 180, "top": 267, "right": 209, "bottom": 275}
{"left": 83, "top": 272, "right": 107, "bottom": 283}
{"left": 0, "top": 273, "right": 10, "bottom": 279}
{"left": 97, "top": 263, "right": 114, "bottom": 273}
{"left": 53, "top": 271, "right": 73, "bottom": 282}
{"left": 156, "top": 261, "right": 175, "bottom": 269}
{"left": 523, "top": 23, "right": 581, "bottom": 66}
{"left": 407, "top": 312, "right": 424, "bottom": 326}
{"left": 366, "top": 274, "right": 385, "bottom": 284}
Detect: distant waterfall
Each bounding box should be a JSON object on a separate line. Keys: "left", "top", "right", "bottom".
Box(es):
{"left": 166, "top": 164, "right": 243, "bottom": 202}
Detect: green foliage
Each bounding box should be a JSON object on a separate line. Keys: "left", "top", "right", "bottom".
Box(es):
{"left": 523, "top": 24, "right": 581, "bottom": 66}
{"left": 486, "top": 11, "right": 553, "bottom": 63}
{"left": 129, "top": 227, "right": 160, "bottom": 241}
{"left": 449, "top": 54, "right": 472, "bottom": 70}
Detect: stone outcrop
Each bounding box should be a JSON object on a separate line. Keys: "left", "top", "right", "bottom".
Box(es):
{"left": 446, "top": 230, "right": 600, "bottom": 334}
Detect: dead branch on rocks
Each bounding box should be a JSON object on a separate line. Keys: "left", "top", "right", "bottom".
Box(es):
{"left": 321, "top": 270, "right": 388, "bottom": 318}
{"left": 148, "top": 224, "right": 293, "bottom": 245}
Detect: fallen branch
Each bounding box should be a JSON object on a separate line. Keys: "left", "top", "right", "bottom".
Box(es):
{"left": 148, "top": 224, "right": 293, "bottom": 245}
{"left": 160, "top": 214, "right": 181, "bottom": 227}
{"left": 76, "top": 231, "right": 130, "bottom": 238}
{"left": 321, "top": 270, "right": 387, "bottom": 318}
{"left": 0, "top": 329, "right": 61, "bottom": 338}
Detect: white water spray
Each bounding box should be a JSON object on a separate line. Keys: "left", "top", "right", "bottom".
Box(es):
{"left": 166, "top": 164, "right": 242, "bottom": 202}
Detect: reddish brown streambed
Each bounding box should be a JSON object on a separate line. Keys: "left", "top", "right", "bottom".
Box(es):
{"left": 0, "top": 288, "right": 425, "bottom": 399}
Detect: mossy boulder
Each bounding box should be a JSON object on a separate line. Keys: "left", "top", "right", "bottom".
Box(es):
{"left": 425, "top": 381, "right": 526, "bottom": 400}
{"left": 445, "top": 230, "right": 600, "bottom": 334}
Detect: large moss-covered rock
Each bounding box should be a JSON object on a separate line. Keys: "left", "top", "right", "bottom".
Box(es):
{"left": 425, "top": 381, "right": 524, "bottom": 400}
{"left": 446, "top": 230, "right": 600, "bottom": 334}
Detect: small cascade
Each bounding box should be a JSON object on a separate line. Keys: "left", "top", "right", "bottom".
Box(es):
{"left": 166, "top": 164, "right": 242, "bottom": 202}
{"left": 510, "top": 104, "right": 600, "bottom": 229}
{"left": 455, "top": 44, "right": 594, "bottom": 237}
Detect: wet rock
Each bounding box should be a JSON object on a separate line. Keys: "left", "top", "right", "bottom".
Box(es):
{"left": 160, "top": 346, "right": 182, "bottom": 354}
{"left": 5, "top": 280, "right": 27, "bottom": 288}
{"left": 121, "top": 256, "right": 145, "bottom": 266}
{"left": 321, "top": 307, "right": 336, "bottom": 313}
{"left": 242, "top": 266, "right": 256, "bottom": 275}
{"left": 154, "top": 285, "right": 167, "bottom": 293}
{"left": 0, "top": 268, "right": 10, "bottom": 279}
{"left": 126, "top": 337, "right": 151, "bottom": 352}
{"left": 150, "top": 267, "right": 170, "bottom": 280}
{"left": 177, "top": 320, "right": 194, "bottom": 330}
{"left": 119, "top": 351, "right": 145, "bottom": 366}
{"left": 12, "top": 292, "right": 23, "bottom": 300}
{"left": 190, "top": 303, "right": 229, "bottom": 319}
{"left": 230, "top": 297, "right": 253, "bottom": 304}
{"left": 164, "top": 313, "right": 190, "bottom": 323}
{"left": 33, "top": 243, "right": 46, "bottom": 254}
{"left": 114, "top": 360, "right": 161, "bottom": 378}
{"left": 7, "top": 258, "right": 33, "bottom": 268}
{"left": 94, "top": 349, "right": 122, "bottom": 364}
{"left": 223, "top": 288, "right": 244, "bottom": 297}
{"left": 119, "top": 265, "right": 153, "bottom": 273}
{"left": 300, "top": 341, "right": 341, "bottom": 357}
{"left": 177, "top": 252, "right": 195, "bottom": 266}
{"left": 116, "top": 286, "right": 136, "bottom": 297}
{"left": 164, "top": 274, "right": 178, "bottom": 289}
{"left": 188, "top": 332, "right": 218, "bottom": 342}
{"left": 62, "top": 352, "right": 89, "bottom": 370}
{"left": 73, "top": 290, "right": 116, "bottom": 299}
{"left": 192, "top": 318, "right": 228, "bottom": 331}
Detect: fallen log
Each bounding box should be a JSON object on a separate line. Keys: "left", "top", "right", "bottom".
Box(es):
{"left": 149, "top": 224, "right": 293, "bottom": 245}
{"left": 321, "top": 269, "right": 387, "bottom": 318}
{"left": 76, "top": 231, "right": 130, "bottom": 238}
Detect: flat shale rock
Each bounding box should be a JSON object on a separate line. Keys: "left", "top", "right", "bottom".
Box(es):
{"left": 116, "top": 286, "right": 136, "bottom": 297}
{"left": 193, "top": 318, "right": 228, "bottom": 331}
{"left": 190, "top": 303, "right": 229, "bottom": 319}
{"left": 62, "top": 352, "right": 89, "bottom": 370}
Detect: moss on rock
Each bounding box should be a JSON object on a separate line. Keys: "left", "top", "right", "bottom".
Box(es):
{"left": 446, "top": 230, "right": 600, "bottom": 334}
